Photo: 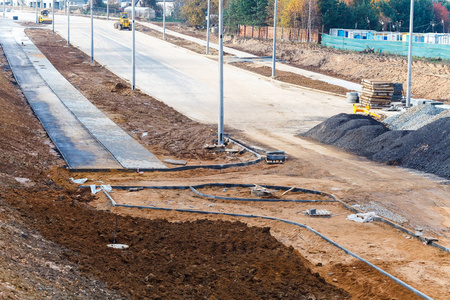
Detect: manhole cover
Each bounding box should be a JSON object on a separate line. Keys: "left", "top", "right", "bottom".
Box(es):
{"left": 107, "top": 243, "right": 129, "bottom": 249}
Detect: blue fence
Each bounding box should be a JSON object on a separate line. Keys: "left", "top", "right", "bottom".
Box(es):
{"left": 321, "top": 34, "right": 450, "bottom": 60}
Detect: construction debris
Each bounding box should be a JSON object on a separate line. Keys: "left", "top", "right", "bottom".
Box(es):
{"left": 306, "top": 209, "right": 331, "bottom": 217}
{"left": 266, "top": 150, "right": 286, "bottom": 164}
{"left": 360, "top": 79, "right": 393, "bottom": 107}
{"left": 347, "top": 212, "right": 377, "bottom": 223}
{"left": 163, "top": 158, "right": 187, "bottom": 166}
{"left": 250, "top": 185, "right": 276, "bottom": 198}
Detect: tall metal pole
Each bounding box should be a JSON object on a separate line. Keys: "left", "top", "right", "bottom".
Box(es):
{"left": 67, "top": 0, "right": 70, "bottom": 45}
{"left": 131, "top": 0, "right": 135, "bottom": 90}
{"left": 271, "top": 0, "right": 277, "bottom": 77}
{"left": 90, "top": 0, "right": 93, "bottom": 63}
{"left": 218, "top": 0, "right": 224, "bottom": 145}
{"left": 52, "top": 0, "right": 54, "bottom": 33}
{"left": 308, "top": 0, "right": 312, "bottom": 43}
{"left": 107, "top": 0, "right": 109, "bottom": 20}
{"left": 406, "top": 0, "right": 414, "bottom": 107}
{"left": 3, "top": 0, "right": 5, "bottom": 18}
{"left": 206, "top": 0, "right": 210, "bottom": 54}
{"left": 35, "top": 0, "right": 38, "bottom": 24}
{"left": 163, "top": 0, "right": 166, "bottom": 40}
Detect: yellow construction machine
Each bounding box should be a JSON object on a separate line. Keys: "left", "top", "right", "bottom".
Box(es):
{"left": 114, "top": 12, "right": 131, "bottom": 30}
{"left": 37, "top": 10, "right": 52, "bottom": 24}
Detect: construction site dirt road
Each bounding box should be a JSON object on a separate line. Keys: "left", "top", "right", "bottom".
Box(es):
{"left": 0, "top": 13, "right": 449, "bottom": 299}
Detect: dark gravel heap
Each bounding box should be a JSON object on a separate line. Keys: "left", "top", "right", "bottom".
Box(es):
{"left": 301, "top": 113, "right": 450, "bottom": 179}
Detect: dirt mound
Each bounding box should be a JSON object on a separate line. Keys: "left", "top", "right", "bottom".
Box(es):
{"left": 4, "top": 189, "right": 350, "bottom": 300}
{"left": 384, "top": 104, "right": 450, "bottom": 130}
{"left": 302, "top": 113, "right": 450, "bottom": 178}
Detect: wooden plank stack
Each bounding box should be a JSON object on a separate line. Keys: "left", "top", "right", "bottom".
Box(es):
{"left": 360, "top": 79, "right": 393, "bottom": 107}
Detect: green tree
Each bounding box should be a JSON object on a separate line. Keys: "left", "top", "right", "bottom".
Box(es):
{"left": 380, "top": 0, "right": 434, "bottom": 32}
{"left": 350, "top": 0, "right": 380, "bottom": 30}
{"left": 225, "top": 0, "right": 269, "bottom": 27}
{"left": 318, "top": 0, "right": 353, "bottom": 31}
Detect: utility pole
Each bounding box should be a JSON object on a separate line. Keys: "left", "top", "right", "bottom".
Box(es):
{"left": 132, "top": 0, "right": 135, "bottom": 90}
{"left": 35, "top": 0, "right": 38, "bottom": 24}
{"left": 206, "top": 0, "right": 210, "bottom": 54}
{"left": 107, "top": 0, "right": 109, "bottom": 20}
{"left": 90, "top": 0, "right": 93, "bottom": 63}
{"left": 218, "top": 0, "right": 224, "bottom": 145}
{"left": 308, "top": 0, "right": 312, "bottom": 43}
{"left": 52, "top": 0, "right": 54, "bottom": 33}
{"left": 163, "top": 0, "right": 166, "bottom": 40}
{"left": 406, "top": 0, "right": 414, "bottom": 107}
{"left": 271, "top": 0, "right": 277, "bottom": 77}
{"left": 3, "top": 0, "right": 5, "bottom": 18}
{"left": 67, "top": 0, "right": 70, "bottom": 45}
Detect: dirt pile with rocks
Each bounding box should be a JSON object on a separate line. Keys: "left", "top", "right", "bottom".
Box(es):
{"left": 302, "top": 113, "right": 450, "bottom": 178}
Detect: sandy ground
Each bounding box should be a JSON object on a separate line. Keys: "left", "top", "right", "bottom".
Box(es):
{"left": 0, "top": 22, "right": 448, "bottom": 299}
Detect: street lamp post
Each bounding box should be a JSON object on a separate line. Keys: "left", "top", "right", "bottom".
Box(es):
{"left": 35, "top": 0, "right": 38, "bottom": 24}
{"left": 272, "top": 0, "right": 277, "bottom": 77}
{"left": 406, "top": 0, "right": 414, "bottom": 107}
{"left": 107, "top": 0, "right": 109, "bottom": 20}
{"left": 163, "top": 0, "right": 166, "bottom": 40}
{"left": 218, "top": 0, "right": 224, "bottom": 145}
{"left": 67, "top": 0, "right": 70, "bottom": 45}
{"left": 206, "top": 0, "right": 210, "bottom": 54}
{"left": 132, "top": 0, "right": 135, "bottom": 90}
{"left": 52, "top": 0, "right": 54, "bottom": 34}
{"left": 90, "top": 0, "right": 94, "bottom": 63}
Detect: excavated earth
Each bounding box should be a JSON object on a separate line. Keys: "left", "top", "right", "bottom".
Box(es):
{"left": 0, "top": 25, "right": 448, "bottom": 299}
{"left": 0, "top": 29, "right": 352, "bottom": 299}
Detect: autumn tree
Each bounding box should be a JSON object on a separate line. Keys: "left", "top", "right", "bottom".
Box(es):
{"left": 433, "top": 2, "right": 449, "bottom": 32}
{"left": 181, "top": 0, "right": 220, "bottom": 27}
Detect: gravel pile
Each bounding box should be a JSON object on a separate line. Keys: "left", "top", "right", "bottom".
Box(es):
{"left": 383, "top": 104, "right": 449, "bottom": 130}
{"left": 358, "top": 201, "right": 408, "bottom": 224}
{"left": 302, "top": 113, "right": 450, "bottom": 178}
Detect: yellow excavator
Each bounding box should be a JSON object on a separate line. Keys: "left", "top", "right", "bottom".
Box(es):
{"left": 37, "top": 10, "right": 52, "bottom": 24}
{"left": 114, "top": 12, "right": 131, "bottom": 30}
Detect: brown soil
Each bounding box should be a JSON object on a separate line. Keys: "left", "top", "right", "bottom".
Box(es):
{"left": 232, "top": 62, "right": 351, "bottom": 95}
{"left": 0, "top": 30, "right": 350, "bottom": 299}
{"left": 0, "top": 23, "right": 448, "bottom": 299}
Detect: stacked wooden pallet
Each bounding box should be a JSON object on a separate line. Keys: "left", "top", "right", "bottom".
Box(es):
{"left": 360, "top": 79, "right": 393, "bottom": 107}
